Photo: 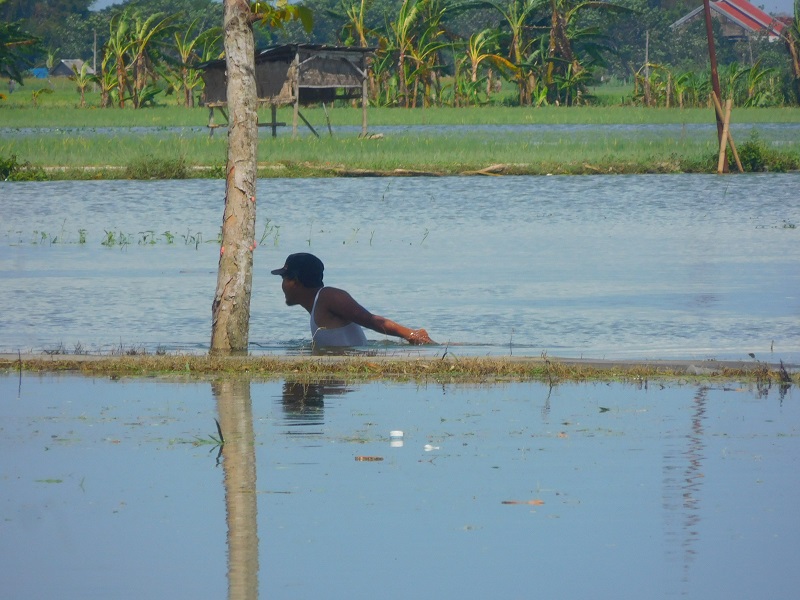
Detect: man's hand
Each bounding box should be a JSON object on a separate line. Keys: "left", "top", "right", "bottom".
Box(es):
{"left": 407, "top": 329, "right": 434, "bottom": 345}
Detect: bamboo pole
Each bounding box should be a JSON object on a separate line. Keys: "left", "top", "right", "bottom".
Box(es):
{"left": 717, "top": 98, "right": 732, "bottom": 173}
{"left": 711, "top": 92, "right": 744, "bottom": 173}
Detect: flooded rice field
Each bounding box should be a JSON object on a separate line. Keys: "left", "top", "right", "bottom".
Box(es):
{"left": 3, "top": 122, "right": 800, "bottom": 145}
{"left": 1, "top": 173, "right": 798, "bottom": 361}
{"left": 2, "top": 374, "right": 798, "bottom": 599}
{"left": 2, "top": 172, "right": 798, "bottom": 598}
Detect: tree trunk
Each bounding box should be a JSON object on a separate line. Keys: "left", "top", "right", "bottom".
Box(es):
{"left": 788, "top": 33, "right": 800, "bottom": 104}
{"left": 211, "top": 0, "right": 258, "bottom": 353}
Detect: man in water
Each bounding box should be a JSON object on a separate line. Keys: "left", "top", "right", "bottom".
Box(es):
{"left": 272, "top": 252, "right": 434, "bottom": 347}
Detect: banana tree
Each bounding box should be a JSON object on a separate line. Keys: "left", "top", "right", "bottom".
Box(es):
{"left": 368, "top": 44, "right": 397, "bottom": 106}
{"left": 783, "top": 0, "right": 800, "bottom": 103}
{"left": 70, "top": 62, "right": 92, "bottom": 107}
{"left": 465, "top": 29, "right": 516, "bottom": 84}
{"left": 389, "top": 0, "right": 424, "bottom": 107}
{"left": 339, "top": 0, "right": 376, "bottom": 47}
{"left": 682, "top": 70, "right": 710, "bottom": 108}
{"left": 92, "top": 51, "right": 118, "bottom": 109}
{"left": 172, "top": 18, "right": 222, "bottom": 107}
{"left": 544, "top": 0, "right": 630, "bottom": 105}
{"left": 128, "top": 11, "right": 179, "bottom": 108}
{"left": 106, "top": 12, "right": 134, "bottom": 107}
{"left": 484, "top": 0, "right": 545, "bottom": 106}
{"left": 405, "top": 0, "right": 449, "bottom": 107}
{"left": 741, "top": 59, "right": 777, "bottom": 107}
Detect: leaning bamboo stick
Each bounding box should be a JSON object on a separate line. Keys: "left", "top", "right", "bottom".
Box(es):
{"left": 717, "top": 98, "right": 731, "bottom": 173}
{"left": 711, "top": 92, "right": 744, "bottom": 173}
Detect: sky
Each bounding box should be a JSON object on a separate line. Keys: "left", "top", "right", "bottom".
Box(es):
{"left": 88, "top": 0, "right": 795, "bottom": 15}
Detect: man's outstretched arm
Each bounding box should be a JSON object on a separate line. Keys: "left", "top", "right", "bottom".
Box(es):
{"left": 326, "top": 288, "right": 435, "bottom": 344}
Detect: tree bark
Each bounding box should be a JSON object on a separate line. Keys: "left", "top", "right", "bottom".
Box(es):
{"left": 211, "top": 0, "right": 258, "bottom": 353}
{"left": 788, "top": 33, "right": 800, "bottom": 104}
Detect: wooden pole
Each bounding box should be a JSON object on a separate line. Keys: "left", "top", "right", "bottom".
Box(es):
{"left": 701, "top": 0, "right": 727, "bottom": 171}
{"left": 292, "top": 50, "right": 300, "bottom": 138}
{"left": 361, "top": 55, "right": 369, "bottom": 137}
{"left": 322, "top": 102, "right": 333, "bottom": 136}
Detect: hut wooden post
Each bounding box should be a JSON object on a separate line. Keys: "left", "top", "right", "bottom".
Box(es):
{"left": 292, "top": 50, "right": 300, "bottom": 138}
{"left": 361, "top": 55, "right": 368, "bottom": 137}
{"left": 270, "top": 104, "right": 278, "bottom": 138}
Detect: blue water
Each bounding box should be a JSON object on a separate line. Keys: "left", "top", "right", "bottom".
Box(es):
{"left": 1, "top": 374, "right": 798, "bottom": 599}
{"left": 1, "top": 174, "right": 798, "bottom": 361}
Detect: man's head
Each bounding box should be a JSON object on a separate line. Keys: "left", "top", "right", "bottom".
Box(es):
{"left": 271, "top": 253, "right": 324, "bottom": 288}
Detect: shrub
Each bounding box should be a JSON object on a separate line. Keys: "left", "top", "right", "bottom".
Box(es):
{"left": 125, "top": 156, "right": 189, "bottom": 179}
{"left": 1, "top": 154, "right": 47, "bottom": 181}
{"left": 737, "top": 131, "right": 800, "bottom": 173}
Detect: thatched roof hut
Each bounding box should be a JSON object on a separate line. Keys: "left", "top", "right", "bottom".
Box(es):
{"left": 200, "top": 44, "right": 374, "bottom": 137}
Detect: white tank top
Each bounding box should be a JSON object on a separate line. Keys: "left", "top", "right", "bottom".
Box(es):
{"left": 310, "top": 288, "right": 367, "bottom": 347}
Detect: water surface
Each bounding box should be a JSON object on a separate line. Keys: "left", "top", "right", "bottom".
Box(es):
{"left": 1, "top": 174, "right": 798, "bottom": 361}
{"left": 1, "top": 374, "right": 798, "bottom": 599}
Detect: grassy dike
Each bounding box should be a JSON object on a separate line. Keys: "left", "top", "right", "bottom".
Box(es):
{"left": 3, "top": 77, "right": 800, "bottom": 179}
{"left": 1, "top": 353, "right": 797, "bottom": 387}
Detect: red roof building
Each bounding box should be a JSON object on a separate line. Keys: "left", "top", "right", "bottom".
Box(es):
{"left": 671, "top": 0, "right": 787, "bottom": 41}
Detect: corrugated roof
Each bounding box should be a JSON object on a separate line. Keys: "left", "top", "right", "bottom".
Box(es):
{"left": 671, "top": 0, "right": 786, "bottom": 39}
{"left": 715, "top": 0, "right": 785, "bottom": 37}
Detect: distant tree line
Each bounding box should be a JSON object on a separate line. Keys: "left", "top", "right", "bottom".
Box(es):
{"left": 2, "top": 0, "right": 799, "bottom": 106}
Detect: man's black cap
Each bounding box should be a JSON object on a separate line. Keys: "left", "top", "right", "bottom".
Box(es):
{"left": 271, "top": 253, "right": 324, "bottom": 287}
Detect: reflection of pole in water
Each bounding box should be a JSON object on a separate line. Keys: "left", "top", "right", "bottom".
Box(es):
{"left": 213, "top": 380, "right": 259, "bottom": 600}
{"left": 662, "top": 386, "right": 708, "bottom": 591}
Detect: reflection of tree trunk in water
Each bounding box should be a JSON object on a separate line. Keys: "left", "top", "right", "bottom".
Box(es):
{"left": 213, "top": 379, "right": 258, "bottom": 600}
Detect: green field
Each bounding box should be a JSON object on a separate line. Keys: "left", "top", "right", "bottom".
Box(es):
{"left": 2, "top": 76, "right": 799, "bottom": 179}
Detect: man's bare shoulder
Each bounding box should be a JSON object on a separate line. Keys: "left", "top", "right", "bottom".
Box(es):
{"left": 319, "top": 286, "right": 354, "bottom": 302}
{"left": 319, "top": 286, "right": 370, "bottom": 321}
